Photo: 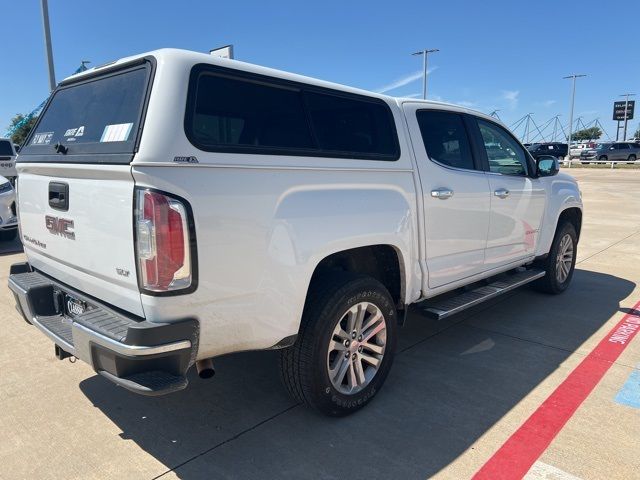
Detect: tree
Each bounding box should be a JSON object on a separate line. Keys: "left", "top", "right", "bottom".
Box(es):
{"left": 571, "top": 127, "right": 602, "bottom": 141}
{"left": 633, "top": 125, "right": 640, "bottom": 140}
{"left": 7, "top": 113, "right": 38, "bottom": 147}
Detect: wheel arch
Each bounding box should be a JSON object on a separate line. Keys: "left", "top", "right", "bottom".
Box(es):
{"left": 557, "top": 207, "right": 582, "bottom": 241}
{"left": 308, "top": 244, "right": 407, "bottom": 311}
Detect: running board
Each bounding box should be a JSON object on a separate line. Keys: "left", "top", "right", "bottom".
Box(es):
{"left": 419, "top": 269, "right": 545, "bottom": 320}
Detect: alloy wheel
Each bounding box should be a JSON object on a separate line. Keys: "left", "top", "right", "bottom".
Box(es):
{"left": 326, "top": 302, "right": 387, "bottom": 394}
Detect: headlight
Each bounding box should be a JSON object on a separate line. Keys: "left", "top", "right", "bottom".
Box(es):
{"left": 0, "top": 182, "right": 12, "bottom": 194}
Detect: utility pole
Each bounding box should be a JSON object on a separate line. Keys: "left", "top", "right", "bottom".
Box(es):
{"left": 40, "top": 0, "right": 56, "bottom": 91}
{"left": 619, "top": 93, "right": 635, "bottom": 141}
{"left": 563, "top": 74, "right": 586, "bottom": 167}
{"left": 489, "top": 109, "right": 501, "bottom": 120}
{"left": 412, "top": 48, "right": 439, "bottom": 99}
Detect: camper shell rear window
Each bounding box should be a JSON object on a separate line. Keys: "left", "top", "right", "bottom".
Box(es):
{"left": 19, "top": 59, "right": 154, "bottom": 163}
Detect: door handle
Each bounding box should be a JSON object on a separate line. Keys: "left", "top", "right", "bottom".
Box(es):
{"left": 494, "top": 188, "right": 510, "bottom": 199}
{"left": 49, "top": 181, "right": 69, "bottom": 211}
{"left": 431, "top": 188, "right": 454, "bottom": 200}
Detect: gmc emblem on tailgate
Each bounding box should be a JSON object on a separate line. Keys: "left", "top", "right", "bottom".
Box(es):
{"left": 45, "top": 215, "right": 75, "bottom": 240}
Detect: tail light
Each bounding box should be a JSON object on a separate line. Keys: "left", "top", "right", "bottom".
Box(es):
{"left": 135, "top": 189, "right": 194, "bottom": 293}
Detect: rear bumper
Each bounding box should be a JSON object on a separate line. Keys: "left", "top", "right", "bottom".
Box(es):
{"left": 8, "top": 262, "right": 198, "bottom": 396}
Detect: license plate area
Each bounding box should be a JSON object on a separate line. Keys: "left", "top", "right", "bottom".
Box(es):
{"left": 53, "top": 288, "right": 94, "bottom": 319}
{"left": 65, "top": 294, "right": 89, "bottom": 318}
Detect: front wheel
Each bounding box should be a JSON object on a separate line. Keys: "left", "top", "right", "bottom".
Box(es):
{"left": 628, "top": 154, "right": 636, "bottom": 164}
{"left": 533, "top": 222, "right": 577, "bottom": 294}
{"left": 280, "top": 272, "right": 397, "bottom": 416}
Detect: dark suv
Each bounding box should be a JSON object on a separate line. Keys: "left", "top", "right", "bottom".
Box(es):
{"left": 527, "top": 142, "right": 568, "bottom": 160}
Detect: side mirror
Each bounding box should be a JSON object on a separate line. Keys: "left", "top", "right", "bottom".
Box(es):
{"left": 537, "top": 155, "right": 559, "bottom": 177}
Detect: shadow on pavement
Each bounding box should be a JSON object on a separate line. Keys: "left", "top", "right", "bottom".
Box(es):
{"left": 80, "top": 269, "right": 635, "bottom": 479}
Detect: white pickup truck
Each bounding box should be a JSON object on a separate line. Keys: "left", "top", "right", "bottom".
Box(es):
{"left": 9, "top": 49, "right": 582, "bottom": 416}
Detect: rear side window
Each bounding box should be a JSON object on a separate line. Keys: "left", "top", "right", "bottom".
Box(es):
{"left": 190, "top": 74, "right": 313, "bottom": 151}
{"left": 305, "top": 91, "right": 397, "bottom": 157}
{"left": 0, "top": 140, "right": 14, "bottom": 156}
{"left": 185, "top": 65, "right": 399, "bottom": 160}
{"left": 416, "top": 111, "right": 475, "bottom": 170}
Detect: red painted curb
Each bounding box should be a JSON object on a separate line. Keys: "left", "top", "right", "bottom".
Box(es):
{"left": 472, "top": 301, "right": 640, "bottom": 480}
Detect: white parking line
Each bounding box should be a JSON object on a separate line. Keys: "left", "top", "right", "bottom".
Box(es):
{"left": 524, "top": 461, "right": 582, "bottom": 480}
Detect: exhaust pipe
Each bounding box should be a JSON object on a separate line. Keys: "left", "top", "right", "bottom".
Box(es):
{"left": 196, "top": 358, "right": 215, "bottom": 379}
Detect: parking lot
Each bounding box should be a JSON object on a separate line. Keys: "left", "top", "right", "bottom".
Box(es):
{"left": 0, "top": 168, "right": 639, "bottom": 480}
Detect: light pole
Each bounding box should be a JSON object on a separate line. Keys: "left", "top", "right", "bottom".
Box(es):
{"left": 412, "top": 49, "right": 439, "bottom": 99}
{"left": 40, "top": 0, "right": 56, "bottom": 91}
{"left": 619, "top": 93, "right": 635, "bottom": 141}
{"left": 563, "top": 74, "right": 586, "bottom": 166}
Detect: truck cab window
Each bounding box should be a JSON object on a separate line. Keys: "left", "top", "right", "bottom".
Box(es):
{"left": 416, "top": 111, "right": 475, "bottom": 170}
{"left": 477, "top": 119, "right": 528, "bottom": 176}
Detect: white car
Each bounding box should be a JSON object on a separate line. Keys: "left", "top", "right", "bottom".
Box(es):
{"left": 9, "top": 49, "right": 582, "bottom": 416}
{"left": 569, "top": 143, "right": 589, "bottom": 158}
{"left": 0, "top": 175, "right": 18, "bottom": 240}
{"left": 0, "top": 138, "right": 17, "bottom": 182}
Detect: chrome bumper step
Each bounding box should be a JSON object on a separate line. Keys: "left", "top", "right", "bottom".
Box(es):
{"left": 419, "top": 269, "right": 545, "bottom": 320}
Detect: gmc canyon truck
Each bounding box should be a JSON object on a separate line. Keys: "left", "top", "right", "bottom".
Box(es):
{"left": 9, "top": 49, "right": 582, "bottom": 416}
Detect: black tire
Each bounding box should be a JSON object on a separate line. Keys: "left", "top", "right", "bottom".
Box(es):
{"left": 533, "top": 222, "right": 577, "bottom": 294}
{"left": 280, "top": 272, "right": 397, "bottom": 416}
{"left": 0, "top": 229, "right": 18, "bottom": 241}
{"left": 598, "top": 155, "right": 607, "bottom": 163}
{"left": 628, "top": 154, "right": 636, "bottom": 164}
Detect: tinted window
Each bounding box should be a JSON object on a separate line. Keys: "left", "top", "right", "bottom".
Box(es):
{"left": 416, "top": 111, "right": 474, "bottom": 170}
{"left": 305, "top": 91, "right": 397, "bottom": 157}
{"left": 186, "top": 68, "right": 399, "bottom": 160}
{"left": 0, "top": 140, "right": 13, "bottom": 156}
{"left": 477, "top": 119, "right": 528, "bottom": 176}
{"left": 21, "top": 67, "right": 148, "bottom": 154}
{"left": 617, "top": 143, "right": 630, "bottom": 149}
{"left": 190, "top": 74, "right": 313, "bottom": 151}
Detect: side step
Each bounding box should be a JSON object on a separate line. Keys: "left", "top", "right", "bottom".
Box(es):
{"left": 419, "top": 269, "right": 545, "bottom": 320}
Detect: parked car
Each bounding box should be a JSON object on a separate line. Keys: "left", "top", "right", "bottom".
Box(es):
{"left": 0, "top": 175, "right": 18, "bottom": 240}
{"left": 569, "top": 143, "right": 590, "bottom": 158}
{"left": 0, "top": 138, "right": 17, "bottom": 183}
{"left": 8, "top": 49, "right": 583, "bottom": 416}
{"left": 580, "top": 142, "right": 640, "bottom": 163}
{"left": 527, "top": 142, "right": 568, "bottom": 160}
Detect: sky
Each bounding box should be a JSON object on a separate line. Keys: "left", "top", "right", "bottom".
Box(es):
{"left": 1, "top": 0, "right": 639, "bottom": 141}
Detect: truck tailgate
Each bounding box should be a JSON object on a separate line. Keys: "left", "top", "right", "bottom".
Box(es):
{"left": 17, "top": 163, "right": 144, "bottom": 317}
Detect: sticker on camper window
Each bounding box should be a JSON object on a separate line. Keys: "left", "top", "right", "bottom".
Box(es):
{"left": 31, "top": 132, "right": 54, "bottom": 145}
{"left": 100, "top": 123, "right": 133, "bottom": 143}
{"left": 64, "top": 126, "right": 85, "bottom": 137}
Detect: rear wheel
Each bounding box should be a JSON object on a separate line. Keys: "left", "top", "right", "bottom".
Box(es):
{"left": 533, "top": 222, "right": 577, "bottom": 294}
{"left": 280, "top": 272, "right": 397, "bottom": 416}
